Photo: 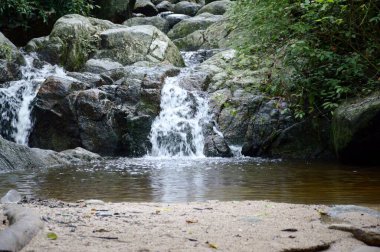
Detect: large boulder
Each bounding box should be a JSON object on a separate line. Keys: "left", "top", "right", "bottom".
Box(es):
{"left": 173, "top": 19, "right": 236, "bottom": 51}
{"left": 26, "top": 14, "right": 119, "bottom": 71}
{"left": 84, "top": 58, "right": 123, "bottom": 73}
{"left": 196, "top": 0, "right": 231, "bottom": 15}
{"left": 0, "top": 135, "right": 100, "bottom": 170}
{"left": 204, "top": 134, "right": 232, "bottom": 157}
{"left": 95, "top": 25, "right": 184, "bottom": 66}
{"left": 332, "top": 93, "right": 380, "bottom": 165}
{"left": 156, "top": 1, "right": 175, "bottom": 12}
{"left": 167, "top": 13, "right": 223, "bottom": 39}
{"left": 123, "top": 16, "right": 170, "bottom": 33}
{"left": 134, "top": 0, "right": 159, "bottom": 16}
{"left": 164, "top": 14, "right": 191, "bottom": 29}
{"left": 173, "top": 1, "right": 202, "bottom": 16}
{"left": 26, "top": 15, "right": 184, "bottom": 71}
{"left": 93, "top": 0, "right": 136, "bottom": 23}
{"left": 28, "top": 76, "right": 93, "bottom": 151}
{"left": 197, "top": 50, "right": 333, "bottom": 159}
{"left": 30, "top": 65, "right": 180, "bottom": 156}
{"left": 0, "top": 32, "right": 24, "bottom": 84}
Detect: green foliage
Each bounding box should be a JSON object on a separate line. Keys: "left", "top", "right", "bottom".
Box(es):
{"left": 0, "top": 0, "right": 95, "bottom": 30}
{"left": 229, "top": 0, "right": 380, "bottom": 118}
{"left": 0, "top": 44, "right": 14, "bottom": 61}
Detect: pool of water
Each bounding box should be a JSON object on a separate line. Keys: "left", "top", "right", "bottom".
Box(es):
{"left": 1, "top": 157, "right": 379, "bottom": 205}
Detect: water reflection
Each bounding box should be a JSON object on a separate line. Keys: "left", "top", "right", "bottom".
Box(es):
{"left": 0, "top": 157, "right": 379, "bottom": 205}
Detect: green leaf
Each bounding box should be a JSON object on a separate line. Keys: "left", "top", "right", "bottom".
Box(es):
{"left": 47, "top": 232, "right": 58, "bottom": 240}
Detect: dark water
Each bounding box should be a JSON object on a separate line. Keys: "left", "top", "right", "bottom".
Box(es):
{"left": 1, "top": 157, "right": 379, "bottom": 205}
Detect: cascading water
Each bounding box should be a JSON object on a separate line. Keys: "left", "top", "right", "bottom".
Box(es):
{"left": 149, "top": 52, "right": 212, "bottom": 157}
{"left": 0, "top": 53, "right": 68, "bottom": 145}
{"left": 149, "top": 72, "right": 210, "bottom": 157}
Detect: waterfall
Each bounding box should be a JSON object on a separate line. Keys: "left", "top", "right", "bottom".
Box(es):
{"left": 0, "top": 54, "right": 67, "bottom": 145}
{"left": 149, "top": 51, "right": 213, "bottom": 157}
{"left": 149, "top": 71, "right": 210, "bottom": 157}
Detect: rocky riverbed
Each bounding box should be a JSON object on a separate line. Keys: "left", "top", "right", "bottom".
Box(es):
{"left": 1, "top": 200, "right": 379, "bottom": 251}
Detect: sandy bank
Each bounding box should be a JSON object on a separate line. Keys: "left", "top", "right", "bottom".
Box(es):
{"left": 1, "top": 200, "right": 380, "bottom": 251}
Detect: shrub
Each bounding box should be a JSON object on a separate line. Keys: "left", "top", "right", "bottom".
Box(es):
{"left": 0, "top": 0, "right": 95, "bottom": 44}
{"left": 229, "top": 0, "right": 380, "bottom": 118}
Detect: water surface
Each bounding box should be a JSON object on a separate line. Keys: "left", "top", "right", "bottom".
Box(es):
{"left": 1, "top": 157, "right": 379, "bottom": 205}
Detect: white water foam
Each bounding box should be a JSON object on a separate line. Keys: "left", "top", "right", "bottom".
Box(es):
{"left": 0, "top": 53, "right": 68, "bottom": 145}
{"left": 149, "top": 71, "right": 210, "bottom": 157}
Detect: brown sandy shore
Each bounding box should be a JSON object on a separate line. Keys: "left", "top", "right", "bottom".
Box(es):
{"left": 1, "top": 200, "right": 380, "bottom": 252}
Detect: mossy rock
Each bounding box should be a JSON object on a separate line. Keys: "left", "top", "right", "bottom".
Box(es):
{"left": 167, "top": 13, "right": 224, "bottom": 39}
{"left": 332, "top": 92, "right": 380, "bottom": 165}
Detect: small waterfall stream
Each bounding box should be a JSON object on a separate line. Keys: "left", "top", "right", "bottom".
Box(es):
{"left": 149, "top": 52, "right": 212, "bottom": 157}
{"left": 0, "top": 54, "right": 67, "bottom": 145}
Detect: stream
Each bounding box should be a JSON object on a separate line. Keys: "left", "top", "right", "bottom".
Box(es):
{"left": 0, "top": 157, "right": 379, "bottom": 205}
{"left": 1, "top": 51, "right": 380, "bottom": 207}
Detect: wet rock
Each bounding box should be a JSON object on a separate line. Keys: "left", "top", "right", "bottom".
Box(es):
{"left": 196, "top": 0, "right": 231, "bottom": 15}
{"left": 332, "top": 92, "right": 380, "bottom": 165}
{"left": 30, "top": 65, "right": 179, "bottom": 156}
{"left": 178, "top": 70, "right": 211, "bottom": 91}
{"left": 173, "top": 1, "right": 202, "bottom": 16}
{"left": 29, "top": 76, "right": 88, "bottom": 151}
{"left": 0, "top": 32, "right": 24, "bottom": 83}
{"left": 60, "top": 148, "right": 101, "bottom": 163}
{"left": 204, "top": 134, "right": 232, "bottom": 157}
{"left": 0, "top": 135, "right": 98, "bottom": 170}
{"left": 134, "top": 0, "right": 159, "bottom": 16}
{"left": 156, "top": 1, "right": 175, "bottom": 12}
{"left": 123, "top": 16, "right": 170, "bottom": 33}
{"left": 0, "top": 60, "right": 22, "bottom": 84}
{"left": 84, "top": 58, "right": 123, "bottom": 74}
{"left": 67, "top": 72, "right": 110, "bottom": 87}
{"left": 164, "top": 13, "right": 191, "bottom": 29}
{"left": 197, "top": 49, "right": 333, "bottom": 159}
{"left": 1, "top": 189, "right": 22, "bottom": 204}
{"left": 167, "top": 13, "right": 223, "bottom": 40}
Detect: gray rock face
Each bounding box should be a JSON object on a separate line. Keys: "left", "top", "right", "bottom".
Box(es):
{"left": 173, "top": 18, "right": 235, "bottom": 51}
{"left": 123, "top": 16, "right": 170, "bottom": 33}
{"left": 96, "top": 25, "right": 184, "bottom": 66}
{"left": 164, "top": 14, "right": 191, "bottom": 29}
{"left": 0, "top": 135, "right": 100, "bottom": 170}
{"left": 204, "top": 134, "right": 232, "bottom": 157}
{"left": 173, "top": 1, "right": 202, "bottom": 16}
{"left": 29, "top": 65, "right": 181, "bottom": 156}
{"left": 332, "top": 92, "right": 380, "bottom": 165}
{"left": 84, "top": 58, "right": 123, "bottom": 73}
{"left": 0, "top": 60, "right": 22, "bottom": 84}
{"left": 167, "top": 13, "right": 224, "bottom": 39}
{"left": 26, "top": 14, "right": 119, "bottom": 71}
{"left": 0, "top": 32, "right": 24, "bottom": 84}
{"left": 197, "top": 0, "right": 231, "bottom": 15}
{"left": 134, "top": 0, "right": 159, "bottom": 16}
{"left": 197, "top": 49, "right": 332, "bottom": 159}
{"left": 26, "top": 15, "right": 184, "bottom": 71}
{"left": 156, "top": 1, "right": 174, "bottom": 12}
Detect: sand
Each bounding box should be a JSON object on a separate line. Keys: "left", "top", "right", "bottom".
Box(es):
{"left": 1, "top": 200, "right": 376, "bottom": 252}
